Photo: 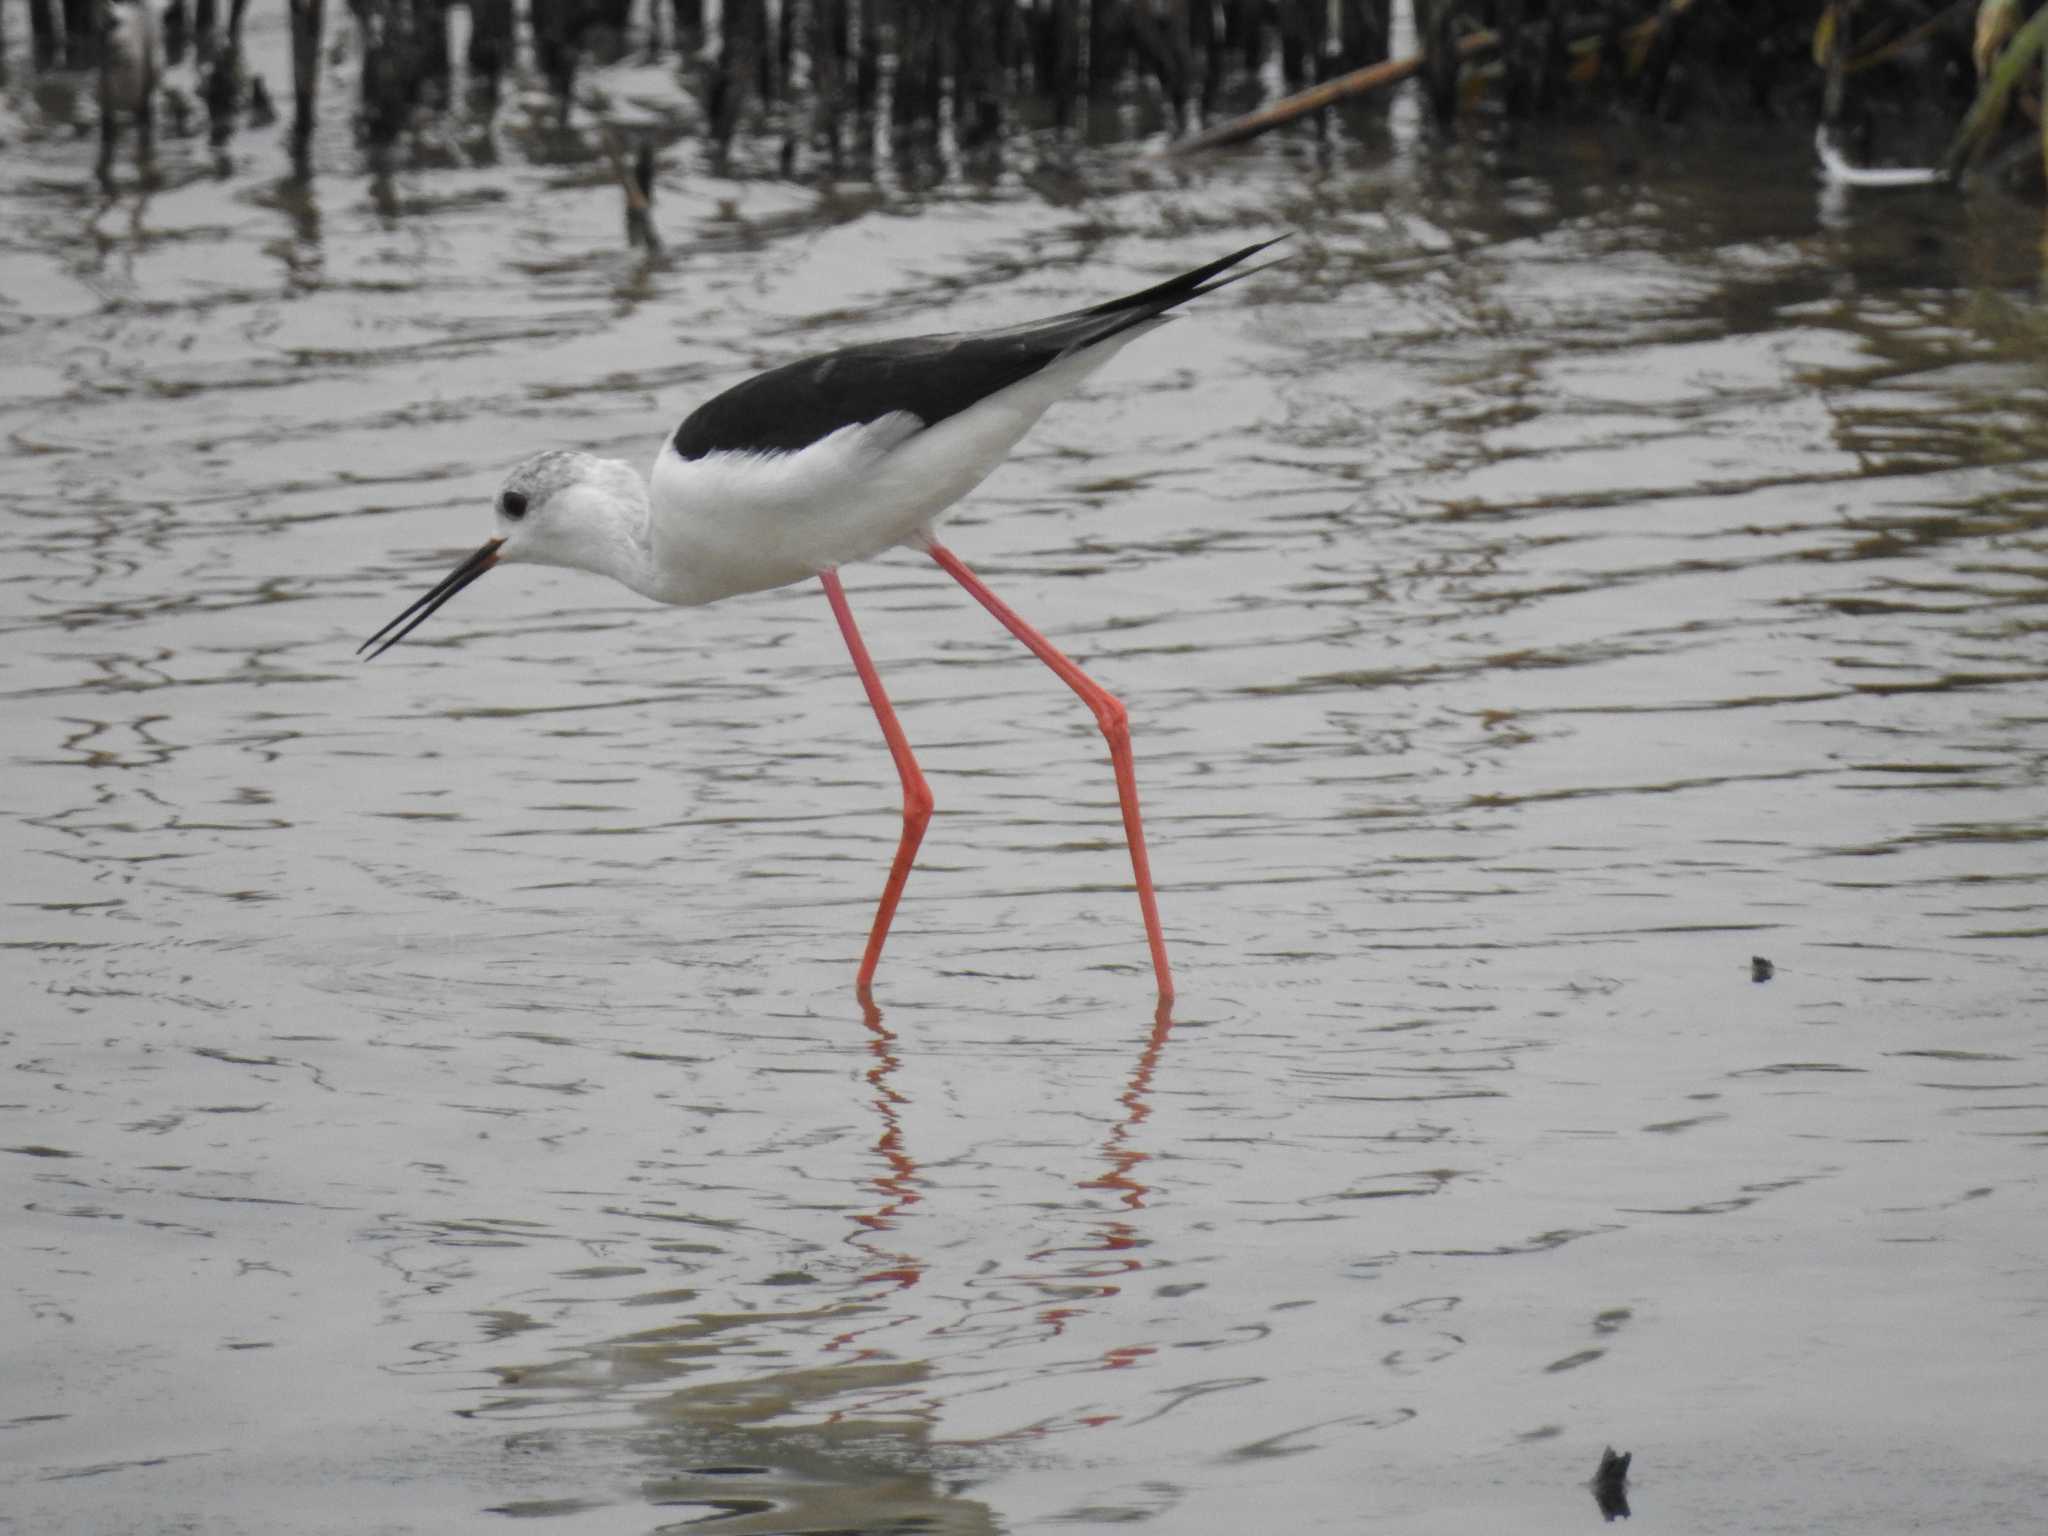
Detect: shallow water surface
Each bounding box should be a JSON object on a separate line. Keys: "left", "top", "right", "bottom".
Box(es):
{"left": 5, "top": 25, "right": 2048, "bottom": 1536}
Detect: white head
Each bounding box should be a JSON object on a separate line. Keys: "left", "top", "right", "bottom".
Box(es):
{"left": 359, "top": 450, "right": 652, "bottom": 659}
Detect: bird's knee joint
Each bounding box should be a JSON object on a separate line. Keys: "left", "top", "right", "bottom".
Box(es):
{"left": 903, "top": 781, "right": 935, "bottom": 823}
{"left": 1093, "top": 693, "right": 1129, "bottom": 746}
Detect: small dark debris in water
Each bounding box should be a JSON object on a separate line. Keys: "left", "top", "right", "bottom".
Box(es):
{"left": 1593, "top": 1445, "right": 1632, "bottom": 1521}
{"left": 5, "top": 1144, "right": 80, "bottom": 1158}
{"left": 1751, "top": 955, "right": 1775, "bottom": 983}
{"left": 483, "top": 1497, "right": 612, "bottom": 1518}
{"left": 758, "top": 1269, "right": 816, "bottom": 1286}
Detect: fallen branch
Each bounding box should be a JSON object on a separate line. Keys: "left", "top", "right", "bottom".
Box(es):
{"left": 1164, "top": 0, "right": 1699, "bottom": 157}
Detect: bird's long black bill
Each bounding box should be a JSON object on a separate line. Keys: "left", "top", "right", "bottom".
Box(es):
{"left": 358, "top": 537, "right": 504, "bottom": 661}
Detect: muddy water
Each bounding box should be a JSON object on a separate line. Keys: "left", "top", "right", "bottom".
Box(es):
{"left": 6, "top": 24, "right": 2048, "bottom": 1536}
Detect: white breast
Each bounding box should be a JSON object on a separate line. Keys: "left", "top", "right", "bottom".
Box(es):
{"left": 645, "top": 325, "right": 1161, "bottom": 607}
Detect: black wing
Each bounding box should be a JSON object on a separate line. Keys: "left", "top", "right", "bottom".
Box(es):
{"left": 670, "top": 236, "right": 1285, "bottom": 461}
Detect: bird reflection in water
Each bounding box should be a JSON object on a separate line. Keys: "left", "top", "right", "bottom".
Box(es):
{"left": 1030, "top": 997, "right": 1178, "bottom": 1365}
{"left": 846, "top": 995, "right": 925, "bottom": 1287}
{"left": 825, "top": 996, "right": 1182, "bottom": 1419}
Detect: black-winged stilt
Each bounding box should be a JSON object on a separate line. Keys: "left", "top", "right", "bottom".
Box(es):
{"left": 360, "top": 237, "right": 1284, "bottom": 1001}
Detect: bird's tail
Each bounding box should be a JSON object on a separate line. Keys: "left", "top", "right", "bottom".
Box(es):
{"left": 1078, "top": 235, "right": 1291, "bottom": 323}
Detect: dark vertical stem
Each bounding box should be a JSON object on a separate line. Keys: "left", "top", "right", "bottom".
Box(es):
{"left": 739, "top": 0, "right": 771, "bottom": 103}
{"left": 619, "top": 136, "right": 657, "bottom": 248}
{"left": 955, "top": 0, "right": 1000, "bottom": 151}
{"left": 96, "top": 0, "right": 117, "bottom": 190}
{"left": 810, "top": 0, "right": 844, "bottom": 165}
{"left": 1161, "top": 0, "right": 1194, "bottom": 122}
{"left": 354, "top": 0, "right": 406, "bottom": 161}
{"left": 890, "top": 0, "right": 940, "bottom": 147}
{"left": 1231, "top": 0, "right": 1262, "bottom": 77}
{"left": 530, "top": 0, "right": 578, "bottom": 116}
{"left": 467, "top": 0, "right": 512, "bottom": 102}
{"left": 854, "top": 0, "right": 880, "bottom": 118}
{"left": 828, "top": 0, "right": 849, "bottom": 67}
{"left": 30, "top": 0, "right": 59, "bottom": 68}
{"left": 161, "top": 0, "right": 187, "bottom": 62}
{"left": 289, "top": 0, "right": 322, "bottom": 176}
{"left": 1499, "top": 0, "right": 1525, "bottom": 118}
{"left": 1820, "top": 0, "right": 1849, "bottom": 127}
{"left": 1276, "top": 0, "right": 1318, "bottom": 91}
{"left": 1190, "top": 0, "right": 1225, "bottom": 118}
{"left": 415, "top": 0, "right": 450, "bottom": 106}
{"left": 709, "top": 0, "right": 758, "bottom": 146}
{"left": 775, "top": 0, "right": 797, "bottom": 103}
{"left": 1050, "top": 0, "right": 1077, "bottom": 128}
{"left": 63, "top": 0, "right": 97, "bottom": 66}
{"left": 748, "top": 0, "right": 773, "bottom": 103}
{"left": 1637, "top": 0, "right": 1685, "bottom": 113}
{"left": 999, "top": 0, "right": 1025, "bottom": 96}
{"left": 193, "top": 0, "right": 215, "bottom": 58}
{"left": 1419, "top": 0, "right": 1459, "bottom": 126}
{"left": 670, "top": 0, "right": 702, "bottom": 51}
{"left": 202, "top": 0, "right": 247, "bottom": 144}
{"left": 1021, "top": 0, "right": 1045, "bottom": 95}
{"left": 1598, "top": 0, "right": 1625, "bottom": 99}
{"left": 137, "top": 1, "right": 159, "bottom": 163}
{"left": 1138, "top": 0, "right": 1196, "bottom": 121}
{"left": 1089, "top": 0, "right": 1128, "bottom": 97}
{"left": 1335, "top": 0, "right": 1385, "bottom": 70}
{"left": 1533, "top": 0, "right": 1564, "bottom": 108}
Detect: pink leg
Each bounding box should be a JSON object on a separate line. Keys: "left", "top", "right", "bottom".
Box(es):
{"left": 922, "top": 538, "right": 1174, "bottom": 1002}
{"left": 821, "top": 570, "right": 934, "bottom": 994}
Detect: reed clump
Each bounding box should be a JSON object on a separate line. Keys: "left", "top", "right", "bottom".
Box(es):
{"left": 31, "top": 2, "right": 2048, "bottom": 202}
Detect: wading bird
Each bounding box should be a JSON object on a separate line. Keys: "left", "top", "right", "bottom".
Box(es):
{"left": 361, "top": 238, "right": 1283, "bottom": 1001}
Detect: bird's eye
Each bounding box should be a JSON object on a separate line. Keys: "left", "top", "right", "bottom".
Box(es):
{"left": 502, "top": 490, "right": 528, "bottom": 520}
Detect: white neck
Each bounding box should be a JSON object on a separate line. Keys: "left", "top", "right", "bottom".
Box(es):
{"left": 510, "top": 459, "right": 683, "bottom": 603}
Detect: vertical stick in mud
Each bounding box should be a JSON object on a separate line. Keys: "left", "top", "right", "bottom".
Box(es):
{"left": 671, "top": 0, "right": 702, "bottom": 51}
{"left": 1049, "top": 0, "right": 1078, "bottom": 128}
{"left": 809, "top": 0, "right": 845, "bottom": 167}
{"left": 289, "top": 0, "right": 322, "bottom": 176}
{"left": 1090, "top": 0, "right": 1129, "bottom": 99}
{"left": 1335, "top": 0, "right": 1388, "bottom": 73}
{"left": 416, "top": 0, "right": 451, "bottom": 107}
{"left": 855, "top": 0, "right": 881, "bottom": 119}
{"left": 202, "top": 0, "right": 247, "bottom": 145}
{"left": 954, "top": 0, "right": 1001, "bottom": 155}
{"left": 29, "top": 0, "right": 58, "bottom": 68}
{"left": 467, "top": 0, "right": 512, "bottom": 106}
{"left": 96, "top": 0, "right": 117, "bottom": 190}
{"left": 62, "top": 0, "right": 95, "bottom": 66}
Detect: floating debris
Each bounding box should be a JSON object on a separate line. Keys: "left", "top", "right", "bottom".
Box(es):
{"left": 1592, "top": 1444, "right": 1632, "bottom": 1521}
{"left": 1817, "top": 126, "right": 1945, "bottom": 188}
